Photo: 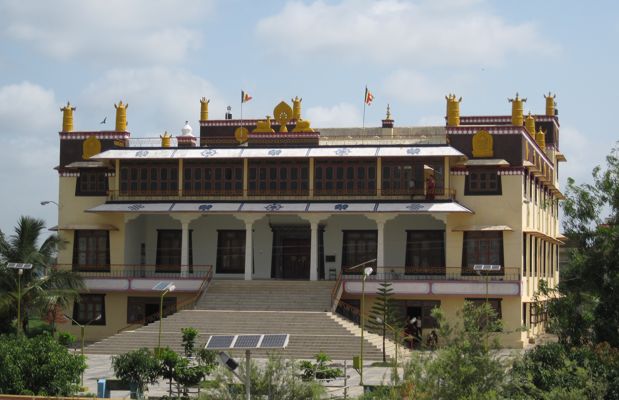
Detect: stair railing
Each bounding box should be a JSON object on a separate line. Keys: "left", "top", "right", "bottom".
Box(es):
{"left": 116, "top": 265, "right": 214, "bottom": 333}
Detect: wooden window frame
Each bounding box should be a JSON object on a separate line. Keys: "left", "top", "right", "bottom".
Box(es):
{"left": 73, "top": 294, "right": 106, "bottom": 325}
{"left": 314, "top": 159, "right": 376, "bottom": 196}
{"left": 341, "top": 230, "right": 377, "bottom": 271}
{"left": 72, "top": 230, "right": 110, "bottom": 272}
{"left": 465, "top": 168, "right": 502, "bottom": 195}
{"left": 405, "top": 230, "right": 445, "bottom": 275}
{"left": 216, "top": 230, "right": 246, "bottom": 274}
{"left": 248, "top": 159, "right": 309, "bottom": 196}
{"left": 119, "top": 161, "right": 178, "bottom": 196}
{"left": 183, "top": 160, "right": 243, "bottom": 196}
{"left": 155, "top": 229, "right": 193, "bottom": 273}
{"left": 76, "top": 169, "right": 108, "bottom": 196}
{"left": 461, "top": 231, "right": 504, "bottom": 275}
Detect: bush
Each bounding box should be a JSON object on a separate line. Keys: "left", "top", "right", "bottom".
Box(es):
{"left": 181, "top": 327, "right": 199, "bottom": 357}
{"left": 299, "top": 352, "right": 343, "bottom": 381}
{"left": 0, "top": 333, "right": 86, "bottom": 396}
{"left": 57, "top": 331, "right": 76, "bottom": 347}
{"left": 112, "top": 348, "right": 161, "bottom": 398}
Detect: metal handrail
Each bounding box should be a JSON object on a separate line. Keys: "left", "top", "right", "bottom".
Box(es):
{"left": 342, "top": 265, "right": 521, "bottom": 282}
{"left": 117, "top": 266, "right": 213, "bottom": 333}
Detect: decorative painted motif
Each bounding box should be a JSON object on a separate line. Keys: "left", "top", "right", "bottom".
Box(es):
{"left": 472, "top": 130, "right": 493, "bottom": 158}
{"left": 199, "top": 204, "right": 213, "bottom": 211}
{"left": 128, "top": 204, "right": 145, "bottom": 211}
{"left": 268, "top": 149, "right": 282, "bottom": 156}
{"left": 334, "top": 204, "right": 349, "bottom": 211}
{"left": 82, "top": 136, "right": 101, "bottom": 160}
{"left": 406, "top": 203, "right": 424, "bottom": 211}
{"left": 335, "top": 148, "right": 351, "bottom": 156}
{"left": 201, "top": 149, "right": 217, "bottom": 157}
{"left": 234, "top": 127, "right": 249, "bottom": 144}
{"left": 273, "top": 101, "right": 293, "bottom": 132}
{"left": 406, "top": 147, "right": 421, "bottom": 155}
{"left": 265, "top": 203, "right": 283, "bottom": 212}
{"left": 135, "top": 150, "right": 149, "bottom": 157}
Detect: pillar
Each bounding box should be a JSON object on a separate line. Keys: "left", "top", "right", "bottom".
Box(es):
{"left": 172, "top": 214, "right": 197, "bottom": 277}
{"left": 369, "top": 215, "right": 396, "bottom": 274}
{"left": 235, "top": 215, "right": 263, "bottom": 280}
{"left": 301, "top": 214, "right": 328, "bottom": 281}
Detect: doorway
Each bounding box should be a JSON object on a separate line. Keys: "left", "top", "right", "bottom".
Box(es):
{"left": 271, "top": 226, "right": 312, "bottom": 279}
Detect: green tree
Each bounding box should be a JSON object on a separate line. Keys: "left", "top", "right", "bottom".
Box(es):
{"left": 0, "top": 216, "right": 84, "bottom": 334}
{"left": 0, "top": 333, "right": 86, "bottom": 396}
{"left": 112, "top": 347, "right": 161, "bottom": 399}
{"left": 369, "top": 301, "right": 506, "bottom": 400}
{"left": 552, "top": 144, "right": 619, "bottom": 346}
{"left": 367, "top": 279, "right": 397, "bottom": 362}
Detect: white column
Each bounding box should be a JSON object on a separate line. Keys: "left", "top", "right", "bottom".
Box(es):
{"left": 180, "top": 220, "right": 190, "bottom": 276}
{"left": 370, "top": 215, "right": 396, "bottom": 274}
{"left": 172, "top": 214, "right": 197, "bottom": 277}
{"left": 310, "top": 221, "right": 319, "bottom": 281}
{"left": 244, "top": 220, "right": 254, "bottom": 280}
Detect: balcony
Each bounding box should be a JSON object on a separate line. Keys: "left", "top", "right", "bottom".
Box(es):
{"left": 55, "top": 264, "right": 212, "bottom": 292}
{"left": 341, "top": 266, "right": 521, "bottom": 297}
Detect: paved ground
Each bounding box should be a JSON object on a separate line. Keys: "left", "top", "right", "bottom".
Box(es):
{"left": 82, "top": 354, "right": 403, "bottom": 399}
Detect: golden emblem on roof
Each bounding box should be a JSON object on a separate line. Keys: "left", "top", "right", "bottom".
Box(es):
{"left": 472, "top": 130, "right": 493, "bottom": 158}
{"left": 274, "top": 101, "right": 293, "bottom": 132}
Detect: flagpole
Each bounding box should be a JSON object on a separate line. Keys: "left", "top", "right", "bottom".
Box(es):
{"left": 362, "top": 86, "right": 367, "bottom": 131}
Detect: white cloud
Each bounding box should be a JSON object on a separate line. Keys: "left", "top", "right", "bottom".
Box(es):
{"left": 256, "top": 0, "right": 555, "bottom": 67}
{"left": 306, "top": 103, "right": 362, "bottom": 127}
{"left": 558, "top": 125, "right": 606, "bottom": 188}
{"left": 383, "top": 70, "right": 443, "bottom": 103}
{"left": 417, "top": 115, "right": 445, "bottom": 126}
{"left": 0, "top": 0, "right": 213, "bottom": 65}
{"left": 0, "top": 82, "right": 59, "bottom": 234}
{"left": 80, "top": 67, "right": 226, "bottom": 135}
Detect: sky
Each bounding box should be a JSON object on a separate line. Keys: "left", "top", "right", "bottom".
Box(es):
{"left": 0, "top": 0, "right": 617, "bottom": 236}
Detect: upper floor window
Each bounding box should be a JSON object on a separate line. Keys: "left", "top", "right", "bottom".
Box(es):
{"left": 462, "top": 231, "right": 503, "bottom": 274}
{"left": 120, "top": 162, "right": 178, "bottom": 196}
{"left": 342, "top": 230, "right": 377, "bottom": 270}
{"left": 184, "top": 160, "right": 242, "bottom": 196}
{"left": 315, "top": 159, "right": 376, "bottom": 196}
{"left": 405, "top": 230, "right": 445, "bottom": 274}
{"left": 465, "top": 169, "right": 501, "bottom": 195}
{"left": 248, "top": 159, "right": 309, "bottom": 195}
{"left": 73, "top": 230, "right": 110, "bottom": 271}
{"left": 156, "top": 229, "right": 193, "bottom": 273}
{"left": 76, "top": 169, "right": 108, "bottom": 196}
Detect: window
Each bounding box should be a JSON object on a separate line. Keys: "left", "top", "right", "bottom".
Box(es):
{"left": 382, "top": 159, "right": 420, "bottom": 195}
{"left": 76, "top": 170, "right": 108, "bottom": 196}
{"left": 156, "top": 230, "right": 193, "bottom": 273}
{"left": 73, "top": 230, "right": 110, "bottom": 271}
{"left": 119, "top": 161, "right": 178, "bottom": 196}
{"left": 522, "top": 233, "right": 527, "bottom": 277}
{"left": 405, "top": 231, "right": 445, "bottom": 274}
{"left": 73, "top": 294, "right": 106, "bottom": 325}
{"left": 248, "top": 160, "right": 309, "bottom": 195}
{"left": 315, "top": 159, "right": 376, "bottom": 195}
{"left": 127, "top": 296, "right": 176, "bottom": 324}
{"left": 216, "top": 230, "right": 246, "bottom": 273}
{"left": 462, "top": 231, "right": 503, "bottom": 274}
{"left": 184, "top": 160, "right": 243, "bottom": 195}
{"left": 342, "top": 230, "right": 377, "bottom": 270}
{"left": 392, "top": 300, "right": 441, "bottom": 329}
{"left": 465, "top": 169, "right": 501, "bottom": 195}
{"left": 465, "top": 298, "right": 502, "bottom": 329}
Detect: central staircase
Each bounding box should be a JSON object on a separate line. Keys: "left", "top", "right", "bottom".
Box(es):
{"left": 86, "top": 280, "right": 393, "bottom": 360}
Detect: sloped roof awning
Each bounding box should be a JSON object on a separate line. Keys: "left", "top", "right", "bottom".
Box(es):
{"left": 459, "top": 159, "right": 510, "bottom": 167}
{"left": 86, "top": 201, "right": 473, "bottom": 214}
{"left": 452, "top": 225, "right": 513, "bottom": 232}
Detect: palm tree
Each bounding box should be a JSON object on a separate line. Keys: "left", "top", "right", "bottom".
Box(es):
{"left": 0, "top": 216, "right": 84, "bottom": 334}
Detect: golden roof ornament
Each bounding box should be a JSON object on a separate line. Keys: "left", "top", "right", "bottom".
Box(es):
{"left": 82, "top": 136, "right": 101, "bottom": 160}
{"left": 114, "top": 100, "right": 128, "bottom": 131}
{"left": 525, "top": 112, "right": 536, "bottom": 137}
{"left": 292, "top": 96, "right": 302, "bottom": 120}
{"left": 160, "top": 131, "right": 172, "bottom": 147}
{"left": 253, "top": 116, "right": 275, "bottom": 133}
{"left": 544, "top": 92, "right": 556, "bottom": 116}
{"left": 274, "top": 101, "right": 293, "bottom": 132}
{"left": 385, "top": 104, "right": 392, "bottom": 120}
{"left": 60, "top": 101, "right": 76, "bottom": 132}
{"left": 200, "top": 97, "right": 210, "bottom": 121}
{"left": 292, "top": 118, "right": 314, "bottom": 133}
{"left": 535, "top": 127, "right": 546, "bottom": 148}
{"left": 445, "top": 93, "right": 462, "bottom": 127}
{"left": 508, "top": 93, "right": 526, "bottom": 126}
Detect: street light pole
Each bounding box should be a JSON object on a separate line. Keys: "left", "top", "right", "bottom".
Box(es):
{"left": 64, "top": 314, "right": 102, "bottom": 387}
{"left": 359, "top": 266, "right": 373, "bottom": 386}
{"left": 7, "top": 263, "right": 33, "bottom": 335}
{"left": 157, "top": 284, "right": 176, "bottom": 353}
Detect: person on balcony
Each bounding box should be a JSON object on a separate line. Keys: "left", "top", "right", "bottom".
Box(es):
{"left": 426, "top": 174, "right": 436, "bottom": 200}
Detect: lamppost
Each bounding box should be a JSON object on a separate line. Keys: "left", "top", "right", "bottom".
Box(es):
{"left": 359, "top": 266, "right": 373, "bottom": 386}
{"left": 154, "top": 282, "right": 176, "bottom": 353}
{"left": 473, "top": 264, "right": 502, "bottom": 349}
{"left": 7, "top": 263, "right": 33, "bottom": 335}
{"left": 64, "top": 313, "right": 102, "bottom": 386}
{"left": 40, "top": 200, "right": 59, "bottom": 207}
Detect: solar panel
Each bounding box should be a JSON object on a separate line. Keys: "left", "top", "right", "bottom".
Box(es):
{"left": 7, "top": 263, "right": 33, "bottom": 270}
{"left": 233, "top": 335, "right": 261, "bottom": 349}
{"left": 473, "top": 264, "right": 501, "bottom": 271}
{"left": 205, "top": 335, "right": 235, "bottom": 350}
{"left": 152, "top": 281, "right": 173, "bottom": 291}
{"left": 260, "top": 334, "right": 289, "bottom": 349}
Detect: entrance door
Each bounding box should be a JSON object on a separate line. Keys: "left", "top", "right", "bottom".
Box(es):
{"left": 281, "top": 237, "right": 310, "bottom": 279}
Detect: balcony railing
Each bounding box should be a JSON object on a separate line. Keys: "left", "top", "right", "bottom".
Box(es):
{"left": 55, "top": 264, "right": 212, "bottom": 278}
{"left": 107, "top": 187, "right": 457, "bottom": 201}
{"left": 342, "top": 266, "right": 521, "bottom": 282}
